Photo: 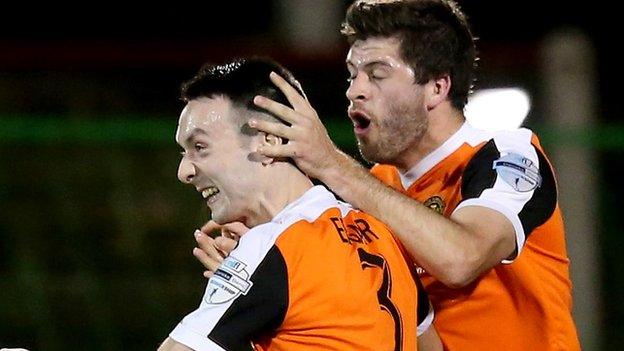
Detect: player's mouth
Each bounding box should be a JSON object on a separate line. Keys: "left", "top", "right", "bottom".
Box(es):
{"left": 200, "top": 186, "right": 220, "bottom": 205}
{"left": 348, "top": 109, "right": 372, "bottom": 135}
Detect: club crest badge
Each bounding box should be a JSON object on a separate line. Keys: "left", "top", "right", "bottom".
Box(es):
{"left": 204, "top": 256, "right": 253, "bottom": 304}
{"left": 492, "top": 153, "right": 542, "bottom": 192}
{"left": 423, "top": 196, "right": 445, "bottom": 214}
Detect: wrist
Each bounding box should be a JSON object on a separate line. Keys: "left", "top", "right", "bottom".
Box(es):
{"left": 319, "top": 150, "right": 364, "bottom": 193}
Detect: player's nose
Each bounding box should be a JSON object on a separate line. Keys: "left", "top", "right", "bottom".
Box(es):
{"left": 177, "top": 157, "right": 195, "bottom": 184}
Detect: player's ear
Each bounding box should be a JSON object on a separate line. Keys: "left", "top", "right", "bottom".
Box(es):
{"left": 258, "top": 132, "right": 284, "bottom": 166}
{"left": 263, "top": 133, "right": 283, "bottom": 147}
{"left": 424, "top": 74, "right": 451, "bottom": 111}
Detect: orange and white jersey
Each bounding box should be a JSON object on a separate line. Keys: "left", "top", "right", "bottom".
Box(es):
{"left": 372, "top": 122, "right": 580, "bottom": 351}
{"left": 169, "top": 186, "right": 432, "bottom": 351}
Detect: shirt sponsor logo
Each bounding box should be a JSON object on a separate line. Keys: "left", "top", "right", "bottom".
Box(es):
{"left": 492, "top": 153, "right": 542, "bottom": 192}
{"left": 204, "top": 256, "right": 253, "bottom": 304}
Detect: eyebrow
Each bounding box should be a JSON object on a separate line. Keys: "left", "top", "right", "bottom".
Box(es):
{"left": 183, "top": 128, "right": 209, "bottom": 144}
{"left": 346, "top": 59, "right": 393, "bottom": 71}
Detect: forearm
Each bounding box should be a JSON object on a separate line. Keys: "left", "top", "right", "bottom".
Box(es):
{"left": 320, "top": 154, "right": 488, "bottom": 286}
{"left": 418, "top": 327, "right": 444, "bottom": 351}
{"left": 157, "top": 338, "right": 193, "bottom": 351}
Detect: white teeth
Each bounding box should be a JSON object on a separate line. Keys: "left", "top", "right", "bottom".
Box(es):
{"left": 202, "top": 187, "right": 219, "bottom": 199}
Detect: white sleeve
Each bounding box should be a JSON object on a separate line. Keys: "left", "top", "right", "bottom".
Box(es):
{"left": 169, "top": 326, "right": 226, "bottom": 351}
{"left": 169, "top": 224, "right": 289, "bottom": 350}
{"left": 453, "top": 129, "right": 557, "bottom": 263}
{"left": 417, "top": 302, "right": 435, "bottom": 336}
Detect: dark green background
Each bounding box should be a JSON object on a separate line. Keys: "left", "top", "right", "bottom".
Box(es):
{"left": 2, "top": 0, "right": 623, "bottom": 349}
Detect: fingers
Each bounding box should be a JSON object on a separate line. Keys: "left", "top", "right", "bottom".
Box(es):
{"left": 200, "top": 220, "right": 222, "bottom": 235}
{"left": 253, "top": 96, "right": 299, "bottom": 125}
{"left": 221, "top": 231, "right": 240, "bottom": 241}
{"left": 257, "top": 144, "right": 295, "bottom": 158}
{"left": 193, "top": 222, "right": 245, "bottom": 279}
{"left": 222, "top": 221, "right": 250, "bottom": 237}
{"left": 214, "top": 236, "right": 239, "bottom": 255}
{"left": 195, "top": 230, "right": 225, "bottom": 260}
{"left": 194, "top": 230, "right": 225, "bottom": 272}
{"left": 269, "top": 71, "right": 310, "bottom": 112}
{"left": 192, "top": 246, "right": 222, "bottom": 273}
{"left": 247, "top": 118, "right": 297, "bottom": 159}
{"left": 249, "top": 119, "right": 294, "bottom": 140}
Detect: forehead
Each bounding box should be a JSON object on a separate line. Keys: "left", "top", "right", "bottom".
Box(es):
{"left": 346, "top": 36, "right": 403, "bottom": 65}
{"left": 176, "top": 96, "right": 234, "bottom": 141}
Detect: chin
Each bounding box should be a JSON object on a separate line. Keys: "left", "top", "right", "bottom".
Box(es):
{"left": 211, "top": 208, "right": 245, "bottom": 226}
{"left": 209, "top": 209, "right": 230, "bottom": 226}
{"left": 357, "top": 142, "right": 380, "bottom": 163}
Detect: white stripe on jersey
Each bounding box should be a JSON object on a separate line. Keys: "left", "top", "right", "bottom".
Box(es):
{"left": 452, "top": 127, "right": 540, "bottom": 262}
{"left": 398, "top": 122, "right": 494, "bottom": 189}
{"left": 169, "top": 186, "right": 351, "bottom": 349}
{"left": 417, "top": 302, "right": 435, "bottom": 336}
{"left": 394, "top": 121, "right": 543, "bottom": 262}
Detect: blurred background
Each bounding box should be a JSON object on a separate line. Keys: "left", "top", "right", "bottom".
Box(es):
{"left": 0, "top": 1, "right": 621, "bottom": 350}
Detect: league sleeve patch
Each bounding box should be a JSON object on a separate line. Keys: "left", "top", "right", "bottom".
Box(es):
{"left": 204, "top": 256, "right": 253, "bottom": 304}
{"left": 492, "top": 153, "right": 542, "bottom": 192}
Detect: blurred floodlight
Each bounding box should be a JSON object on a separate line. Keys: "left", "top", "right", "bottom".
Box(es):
{"left": 465, "top": 88, "right": 531, "bottom": 131}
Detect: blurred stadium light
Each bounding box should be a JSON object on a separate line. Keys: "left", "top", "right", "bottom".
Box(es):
{"left": 465, "top": 88, "right": 531, "bottom": 131}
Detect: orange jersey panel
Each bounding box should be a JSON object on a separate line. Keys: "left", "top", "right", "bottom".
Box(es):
{"left": 170, "top": 186, "right": 430, "bottom": 351}
{"left": 254, "top": 207, "right": 420, "bottom": 351}
{"left": 371, "top": 123, "right": 580, "bottom": 351}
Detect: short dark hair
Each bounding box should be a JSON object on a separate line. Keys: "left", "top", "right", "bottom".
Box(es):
{"left": 181, "top": 58, "right": 302, "bottom": 166}
{"left": 181, "top": 57, "right": 304, "bottom": 112}
{"left": 342, "top": 0, "right": 477, "bottom": 110}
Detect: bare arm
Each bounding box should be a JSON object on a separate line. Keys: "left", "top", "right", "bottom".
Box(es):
{"left": 251, "top": 72, "right": 516, "bottom": 287}
{"left": 320, "top": 156, "right": 515, "bottom": 287}
{"left": 418, "top": 327, "right": 444, "bottom": 351}
{"left": 157, "top": 338, "right": 194, "bottom": 351}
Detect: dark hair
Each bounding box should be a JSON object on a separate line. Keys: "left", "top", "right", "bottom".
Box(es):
{"left": 181, "top": 58, "right": 302, "bottom": 166}
{"left": 342, "top": 0, "right": 477, "bottom": 110}
{"left": 181, "top": 57, "right": 304, "bottom": 113}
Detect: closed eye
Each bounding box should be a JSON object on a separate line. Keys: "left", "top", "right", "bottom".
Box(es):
{"left": 369, "top": 68, "right": 389, "bottom": 80}
{"left": 371, "top": 73, "right": 386, "bottom": 80}
{"left": 194, "top": 143, "right": 206, "bottom": 152}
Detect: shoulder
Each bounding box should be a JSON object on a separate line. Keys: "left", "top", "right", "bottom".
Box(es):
{"left": 238, "top": 187, "right": 355, "bottom": 254}
{"left": 370, "top": 164, "right": 403, "bottom": 189}
{"left": 462, "top": 127, "right": 554, "bottom": 196}
{"left": 490, "top": 127, "right": 538, "bottom": 157}
{"left": 466, "top": 128, "right": 544, "bottom": 176}
{"left": 370, "top": 164, "right": 397, "bottom": 178}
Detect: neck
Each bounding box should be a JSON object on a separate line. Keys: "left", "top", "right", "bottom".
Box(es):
{"left": 394, "top": 104, "right": 465, "bottom": 173}
{"left": 244, "top": 165, "right": 313, "bottom": 227}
